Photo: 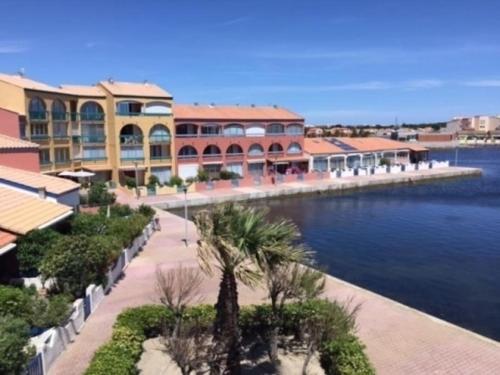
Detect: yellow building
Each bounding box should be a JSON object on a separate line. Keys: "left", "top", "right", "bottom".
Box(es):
{"left": 0, "top": 73, "right": 175, "bottom": 185}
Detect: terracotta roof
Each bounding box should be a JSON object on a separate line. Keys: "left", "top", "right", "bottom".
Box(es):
{"left": 304, "top": 137, "right": 428, "bottom": 155}
{"left": 0, "top": 187, "right": 73, "bottom": 235}
{"left": 60, "top": 84, "right": 106, "bottom": 97}
{"left": 0, "top": 230, "right": 16, "bottom": 248}
{"left": 304, "top": 138, "right": 344, "bottom": 155}
{"left": 98, "top": 80, "right": 172, "bottom": 98}
{"left": 0, "top": 73, "right": 66, "bottom": 94}
{"left": 173, "top": 104, "right": 304, "bottom": 121}
{"left": 0, "top": 134, "right": 39, "bottom": 150}
{"left": 0, "top": 165, "right": 79, "bottom": 194}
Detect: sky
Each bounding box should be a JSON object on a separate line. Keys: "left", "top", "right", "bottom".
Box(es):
{"left": 1, "top": 0, "right": 500, "bottom": 125}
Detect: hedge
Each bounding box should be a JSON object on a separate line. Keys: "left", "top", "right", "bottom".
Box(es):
{"left": 85, "top": 301, "right": 374, "bottom": 375}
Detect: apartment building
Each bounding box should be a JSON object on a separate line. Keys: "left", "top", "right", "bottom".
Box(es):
{"left": 0, "top": 73, "right": 175, "bottom": 185}
{"left": 173, "top": 104, "right": 307, "bottom": 179}
{"left": 447, "top": 115, "right": 500, "bottom": 133}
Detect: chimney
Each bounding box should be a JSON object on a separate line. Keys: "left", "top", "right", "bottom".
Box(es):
{"left": 38, "top": 187, "right": 47, "bottom": 199}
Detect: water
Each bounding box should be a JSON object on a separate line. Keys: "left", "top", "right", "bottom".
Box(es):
{"left": 171, "top": 148, "right": 500, "bottom": 340}
{"left": 258, "top": 148, "right": 500, "bottom": 341}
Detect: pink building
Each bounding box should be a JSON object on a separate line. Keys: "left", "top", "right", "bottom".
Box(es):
{"left": 0, "top": 134, "right": 40, "bottom": 172}
{"left": 174, "top": 104, "right": 307, "bottom": 179}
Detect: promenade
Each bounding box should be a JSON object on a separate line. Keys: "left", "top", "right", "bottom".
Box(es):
{"left": 49, "top": 207, "right": 500, "bottom": 375}
{"left": 122, "top": 167, "right": 481, "bottom": 209}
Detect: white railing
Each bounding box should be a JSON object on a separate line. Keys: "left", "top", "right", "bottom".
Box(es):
{"left": 29, "top": 219, "right": 156, "bottom": 375}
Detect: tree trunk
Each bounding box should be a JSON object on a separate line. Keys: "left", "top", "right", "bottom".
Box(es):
{"left": 212, "top": 270, "right": 241, "bottom": 375}
{"left": 301, "top": 342, "right": 314, "bottom": 375}
{"left": 269, "top": 325, "right": 281, "bottom": 371}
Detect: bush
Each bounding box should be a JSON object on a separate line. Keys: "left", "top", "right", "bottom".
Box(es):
{"left": 31, "top": 294, "right": 72, "bottom": 329}
{"left": 320, "top": 335, "right": 375, "bottom": 375}
{"left": 40, "top": 235, "right": 119, "bottom": 298}
{"left": 16, "top": 228, "right": 61, "bottom": 276}
{"left": 219, "top": 170, "right": 240, "bottom": 180}
{"left": 115, "top": 305, "right": 174, "bottom": 338}
{"left": 168, "top": 175, "right": 183, "bottom": 187}
{"left": 196, "top": 168, "right": 209, "bottom": 182}
{"left": 125, "top": 177, "right": 137, "bottom": 189}
{"left": 379, "top": 158, "right": 390, "bottom": 166}
{"left": 98, "top": 204, "right": 134, "bottom": 218}
{"left": 0, "top": 286, "right": 33, "bottom": 322}
{"left": 0, "top": 316, "right": 34, "bottom": 375}
{"left": 137, "top": 204, "right": 155, "bottom": 221}
{"left": 88, "top": 182, "right": 116, "bottom": 206}
{"left": 71, "top": 213, "right": 108, "bottom": 236}
{"left": 84, "top": 342, "right": 138, "bottom": 375}
{"left": 147, "top": 175, "right": 160, "bottom": 189}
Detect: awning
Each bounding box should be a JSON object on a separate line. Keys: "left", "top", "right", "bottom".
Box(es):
{"left": 201, "top": 161, "right": 223, "bottom": 165}
{"left": 267, "top": 156, "right": 310, "bottom": 164}
{"left": 58, "top": 170, "right": 95, "bottom": 178}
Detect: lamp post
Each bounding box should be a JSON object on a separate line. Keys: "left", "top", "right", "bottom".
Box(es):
{"left": 134, "top": 161, "right": 139, "bottom": 199}
{"left": 181, "top": 183, "right": 189, "bottom": 246}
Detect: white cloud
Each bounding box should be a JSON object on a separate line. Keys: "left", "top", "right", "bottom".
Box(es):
{"left": 0, "top": 41, "right": 27, "bottom": 53}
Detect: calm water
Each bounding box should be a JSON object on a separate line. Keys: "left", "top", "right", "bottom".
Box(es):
{"left": 171, "top": 148, "right": 500, "bottom": 340}
{"left": 257, "top": 148, "right": 500, "bottom": 340}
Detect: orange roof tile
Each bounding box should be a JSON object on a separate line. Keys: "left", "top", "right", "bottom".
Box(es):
{"left": 0, "top": 73, "right": 67, "bottom": 94}
{"left": 304, "top": 137, "right": 428, "bottom": 155}
{"left": 173, "top": 104, "right": 304, "bottom": 121}
{"left": 0, "top": 230, "right": 16, "bottom": 248}
{"left": 0, "top": 165, "right": 79, "bottom": 194}
{"left": 0, "top": 187, "right": 73, "bottom": 235}
{"left": 0, "top": 134, "right": 39, "bottom": 150}
{"left": 304, "top": 138, "right": 344, "bottom": 155}
{"left": 99, "top": 80, "right": 172, "bottom": 98}
{"left": 59, "top": 84, "right": 106, "bottom": 97}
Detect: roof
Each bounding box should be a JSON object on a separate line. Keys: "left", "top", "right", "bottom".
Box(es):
{"left": 0, "top": 187, "right": 73, "bottom": 235}
{"left": 0, "top": 165, "right": 79, "bottom": 194}
{"left": 59, "top": 85, "right": 106, "bottom": 97}
{"left": 0, "top": 73, "right": 66, "bottom": 94}
{"left": 173, "top": 104, "right": 304, "bottom": 121}
{"left": 304, "top": 137, "right": 428, "bottom": 155}
{"left": 0, "top": 134, "right": 39, "bottom": 150}
{"left": 98, "top": 80, "right": 172, "bottom": 98}
{"left": 0, "top": 230, "right": 16, "bottom": 248}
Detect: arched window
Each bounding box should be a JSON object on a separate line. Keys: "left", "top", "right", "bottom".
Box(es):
{"left": 201, "top": 123, "right": 222, "bottom": 136}
{"left": 203, "top": 145, "right": 221, "bottom": 155}
{"left": 176, "top": 123, "right": 198, "bottom": 137}
{"left": 267, "top": 123, "right": 285, "bottom": 135}
{"left": 287, "top": 142, "right": 302, "bottom": 154}
{"left": 286, "top": 123, "right": 303, "bottom": 135}
{"left": 116, "top": 100, "right": 143, "bottom": 115}
{"left": 223, "top": 123, "right": 244, "bottom": 136}
{"left": 226, "top": 144, "right": 243, "bottom": 155}
{"left": 80, "top": 101, "right": 104, "bottom": 121}
{"left": 144, "top": 101, "right": 172, "bottom": 115}
{"left": 246, "top": 123, "right": 265, "bottom": 137}
{"left": 178, "top": 145, "right": 198, "bottom": 158}
{"left": 149, "top": 124, "right": 171, "bottom": 143}
{"left": 248, "top": 143, "right": 264, "bottom": 156}
{"left": 29, "top": 97, "right": 46, "bottom": 120}
{"left": 120, "top": 124, "right": 144, "bottom": 160}
{"left": 268, "top": 143, "right": 283, "bottom": 153}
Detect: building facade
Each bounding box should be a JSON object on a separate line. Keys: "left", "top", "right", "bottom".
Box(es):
{"left": 0, "top": 74, "right": 175, "bottom": 185}
{"left": 173, "top": 104, "right": 307, "bottom": 179}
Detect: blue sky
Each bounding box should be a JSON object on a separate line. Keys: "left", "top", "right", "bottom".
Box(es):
{"left": 1, "top": 0, "right": 500, "bottom": 125}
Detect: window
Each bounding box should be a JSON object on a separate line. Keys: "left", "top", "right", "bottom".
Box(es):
{"left": 151, "top": 145, "right": 169, "bottom": 159}
{"left": 225, "top": 163, "right": 243, "bottom": 177}
{"left": 53, "top": 122, "right": 68, "bottom": 138}
{"left": 287, "top": 142, "right": 302, "bottom": 154}
{"left": 55, "top": 148, "right": 70, "bottom": 163}
{"left": 331, "top": 156, "right": 345, "bottom": 170}
{"left": 313, "top": 157, "right": 328, "bottom": 172}
{"left": 149, "top": 124, "right": 171, "bottom": 142}
{"left": 226, "top": 144, "right": 243, "bottom": 154}
{"left": 116, "top": 101, "right": 143, "bottom": 115}
{"left": 83, "top": 146, "right": 106, "bottom": 160}
{"left": 80, "top": 101, "right": 104, "bottom": 121}
{"left": 248, "top": 162, "right": 264, "bottom": 176}
{"left": 248, "top": 144, "right": 264, "bottom": 156}
{"left": 223, "top": 124, "right": 244, "bottom": 136}
{"left": 31, "top": 123, "right": 48, "bottom": 137}
{"left": 201, "top": 124, "right": 222, "bottom": 136}
{"left": 29, "top": 97, "right": 46, "bottom": 114}
{"left": 267, "top": 123, "right": 285, "bottom": 134}
{"left": 286, "top": 124, "right": 303, "bottom": 135}
{"left": 151, "top": 167, "right": 172, "bottom": 184}
{"left": 52, "top": 100, "right": 66, "bottom": 120}
{"left": 39, "top": 149, "right": 50, "bottom": 164}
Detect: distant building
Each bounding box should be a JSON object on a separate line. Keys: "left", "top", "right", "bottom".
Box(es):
{"left": 446, "top": 115, "right": 500, "bottom": 133}
{"left": 306, "top": 127, "right": 324, "bottom": 137}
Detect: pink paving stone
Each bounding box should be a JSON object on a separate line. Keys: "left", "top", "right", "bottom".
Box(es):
{"left": 49, "top": 198, "right": 500, "bottom": 375}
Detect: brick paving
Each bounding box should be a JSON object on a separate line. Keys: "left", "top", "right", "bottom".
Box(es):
{"left": 49, "top": 199, "right": 500, "bottom": 375}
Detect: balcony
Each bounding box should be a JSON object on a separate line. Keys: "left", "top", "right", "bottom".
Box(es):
{"left": 120, "top": 156, "right": 145, "bottom": 164}
{"left": 30, "top": 134, "right": 50, "bottom": 143}
{"left": 268, "top": 151, "right": 284, "bottom": 158}
{"left": 52, "top": 112, "right": 68, "bottom": 121}
{"left": 53, "top": 134, "right": 71, "bottom": 143}
{"left": 29, "top": 111, "right": 48, "bottom": 122}
{"left": 202, "top": 154, "right": 223, "bottom": 162}
{"left": 115, "top": 111, "right": 172, "bottom": 117}
{"left": 149, "top": 135, "right": 171, "bottom": 144}
{"left": 120, "top": 135, "right": 143, "bottom": 146}
{"left": 150, "top": 156, "right": 172, "bottom": 164}
{"left": 225, "top": 153, "right": 245, "bottom": 160}
{"left": 40, "top": 161, "right": 53, "bottom": 171}
{"left": 178, "top": 154, "right": 199, "bottom": 161}
{"left": 80, "top": 113, "right": 105, "bottom": 122}
{"left": 82, "top": 135, "right": 106, "bottom": 144}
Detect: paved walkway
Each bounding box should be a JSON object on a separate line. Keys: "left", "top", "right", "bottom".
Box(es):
{"left": 117, "top": 167, "right": 481, "bottom": 209}
{"left": 49, "top": 209, "right": 500, "bottom": 375}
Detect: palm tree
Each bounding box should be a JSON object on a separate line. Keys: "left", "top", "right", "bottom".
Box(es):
{"left": 194, "top": 203, "right": 301, "bottom": 374}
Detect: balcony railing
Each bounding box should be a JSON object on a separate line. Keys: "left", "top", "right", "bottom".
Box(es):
{"left": 266, "top": 132, "right": 286, "bottom": 136}
{"left": 30, "top": 134, "right": 50, "bottom": 141}
{"left": 120, "top": 157, "right": 145, "bottom": 163}
{"left": 268, "top": 151, "right": 284, "bottom": 157}
{"left": 120, "top": 135, "right": 143, "bottom": 145}
{"left": 176, "top": 133, "right": 199, "bottom": 138}
{"left": 29, "top": 111, "right": 48, "bottom": 121}
{"left": 178, "top": 154, "right": 199, "bottom": 160}
{"left": 202, "top": 154, "right": 223, "bottom": 161}
{"left": 53, "top": 134, "right": 70, "bottom": 141}
{"left": 150, "top": 156, "right": 172, "bottom": 162}
{"left": 116, "top": 111, "right": 172, "bottom": 117}
{"left": 82, "top": 135, "right": 106, "bottom": 144}
{"left": 149, "top": 135, "right": 171, "bottom": 144}
{"left": 52, "top": 112, "right": 68, "bottom": 121}
{"left": 81, "top": 157, "right": 108, "bottom": 163}
{"left": 80, "top": 113, "right": 105, "bottom": 122}
{"left": 226, "top": 153, "right": 245, "bottom": 159}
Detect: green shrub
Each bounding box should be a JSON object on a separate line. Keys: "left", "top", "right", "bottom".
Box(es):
{"left": 111, "top": 326, "right": 145, "bottom": 357}
{"left": 88, "top": 182, "right": 116, "bottom": 206}
{"left": 0, "top": 316, "right": 34, "bottom": 375}
{"left": 114, "top": 305, "right": 174, "bottom": 338}
{"left": 320, "top": 335, "right": 375, "bottom": 375}
{"left": 40, "top": 235, "right": 119, "bottom": 298}
{"left": 71, "top": 213, "right": 108, "bottom": 236}
{"left": 125, "top": 177, "right": 137, "bottom": 189}
{"left": 0, "top": 286, "right": 33, "bottom": 322}
{"left": 98, "top": 204, "right": 134, "bottom": 218}
{"left": 168, "top": 175, "right": 183, "bottom": 187}
{"left": 147, "top": 175, "right": 160, "bottom": 189}
{"left": 181, "top": 304, "right": 215, "bottom": 328}
{"left": 137, "top": 204, "right": 155, "bottom": 221}
{"left": 379, "top": 158, "right": 390, "bottom": 166}
{"left": 84, "top": 342, "right": 138, "bottom": 375}
{"left": 16, "top": 228, "right": 61, "bottom": 277}
{"left": 196, "top": 168, "right": 209, "bottom": 182}
{"left": 31, "top": 294, "right": 72, "bottom": 329}
{"left": 219, "top": 170, "right": 240, "bottom": 180}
